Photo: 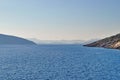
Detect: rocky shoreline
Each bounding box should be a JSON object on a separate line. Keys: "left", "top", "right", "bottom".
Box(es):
{"left": 84, "top": 33, "right": 120, "bottom": 50}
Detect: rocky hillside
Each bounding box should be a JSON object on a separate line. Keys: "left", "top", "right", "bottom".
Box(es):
{"left": 0, "top": 34, "right": 36, "bottom": 45}
{"left": 84, "top": 33, "right": 120, "bottom": 49}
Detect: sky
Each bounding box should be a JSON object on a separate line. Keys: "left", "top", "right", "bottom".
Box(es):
{"left": 0, "top": 0, "right": 120, "bottom": 40}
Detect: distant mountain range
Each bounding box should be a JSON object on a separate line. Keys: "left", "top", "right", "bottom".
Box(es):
{"left": 29, "top": 38, "right": 99, "bottom": 45}
{"left": 28, "top": 39, "right": 85, "bottom": 44}
{"left": 0, "top": 34, "right": 36, "bottom": 45}
{"left": 84, "top": 33, "right": 120, "bottom": 49}
{"left": 0, "top": 34, "right": 99, "bottom": 45}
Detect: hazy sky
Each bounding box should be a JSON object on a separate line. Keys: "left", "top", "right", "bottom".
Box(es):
{"left": 0, "top": 0, "right": 120, "bottom": 40}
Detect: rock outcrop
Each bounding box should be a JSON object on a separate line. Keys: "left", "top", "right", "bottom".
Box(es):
{"left": 84, "top": 33, "right": 120, "bottom": 49}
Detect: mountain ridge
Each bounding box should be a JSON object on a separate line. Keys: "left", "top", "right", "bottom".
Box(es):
{"left": 0, "top": 34, "right": 36, "bottom": 45}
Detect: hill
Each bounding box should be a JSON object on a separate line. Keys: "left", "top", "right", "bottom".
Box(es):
{"left": 84, "top": 33, "right": 120, "bottom": 49}
{"left": 0, "top": 34, "right": 36, "bottom": 45}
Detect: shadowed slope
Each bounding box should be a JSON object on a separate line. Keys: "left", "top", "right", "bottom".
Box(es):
{"left": 0, "top": 34, "right": 36, "bottom": 45}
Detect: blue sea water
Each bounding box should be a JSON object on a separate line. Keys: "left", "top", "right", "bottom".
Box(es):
{"left": 0, "top": 45, "right": 120, "bottom": 80}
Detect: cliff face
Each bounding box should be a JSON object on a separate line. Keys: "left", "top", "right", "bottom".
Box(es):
{"left": 84, "top": 33, "right": 120, "bottom": 49}
{"left": 0, "top": 34, "right": 36, "bottom": 45}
